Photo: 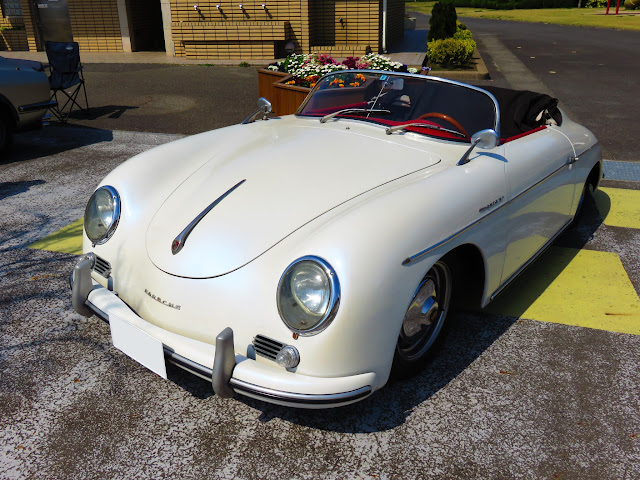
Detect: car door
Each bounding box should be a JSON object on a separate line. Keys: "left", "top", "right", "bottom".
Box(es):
{"left": 500, "top": 127, "right": 576, "bottom": 284}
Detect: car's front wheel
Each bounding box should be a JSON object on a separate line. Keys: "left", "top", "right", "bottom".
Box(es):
{"left": 392, "top": 259, "right": 452, "bottom": 378}
{"left": 0, "top": 112, "right": 13, "bottom": 156}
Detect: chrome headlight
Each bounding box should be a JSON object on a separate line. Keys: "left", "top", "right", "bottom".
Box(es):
{"left": 277, "top": 256, "right": 340, "bottom": 335}
{"left": 84, "top": 185, "right": 121, "bottom": 245}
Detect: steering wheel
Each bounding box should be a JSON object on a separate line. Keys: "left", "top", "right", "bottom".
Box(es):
{"left": 417, "top": 112, "right": 469, "bottom": 137}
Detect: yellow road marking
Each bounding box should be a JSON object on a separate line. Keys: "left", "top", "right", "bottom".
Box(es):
{"left": 28, "top": 218, "right": 83, "bottom": 255}
{"left": 488, "top": 247, "right": 640, "bottom": 335}
{"left": 594, "top": 187, "right": 640, "bottom": 229}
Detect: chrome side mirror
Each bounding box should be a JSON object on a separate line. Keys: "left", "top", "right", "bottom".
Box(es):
{"left": 257, "top": 97, "right": 272, "bottom": 116}
{"left": 458, "top": 129, "right": 499, "bottom": 166}
{"left": 241, "top": 97, "right": 273, "bottom": 124}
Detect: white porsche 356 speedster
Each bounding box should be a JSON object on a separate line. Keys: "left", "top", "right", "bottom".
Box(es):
{"left": 71, "top": 70, "right": 601, "bottom": 408}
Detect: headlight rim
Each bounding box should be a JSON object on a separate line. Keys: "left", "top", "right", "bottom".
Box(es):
{"left": 276, "top": 255, "right": 341, "bottom": 336}
{"left": 84, "top": 185, "right": 121, "bottom": 246}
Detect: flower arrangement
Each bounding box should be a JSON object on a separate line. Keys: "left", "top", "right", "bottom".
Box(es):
{"left": 268, "top": 53, "right": 419, "bottom": 88}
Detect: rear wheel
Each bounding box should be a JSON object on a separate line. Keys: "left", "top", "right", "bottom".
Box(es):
{"left": 392, "top": 260, "right": 452, "bottom": 378}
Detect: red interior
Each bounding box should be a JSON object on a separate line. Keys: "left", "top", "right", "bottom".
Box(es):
{"left": 302, "top": 107, "right": 548, "bottom": 144}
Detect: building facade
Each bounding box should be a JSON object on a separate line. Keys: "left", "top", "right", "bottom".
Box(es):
{"left": 0, "top": 0, "right": 404, "bottom": 59}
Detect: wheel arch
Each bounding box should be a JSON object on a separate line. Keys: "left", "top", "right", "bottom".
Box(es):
{"left": 440, "top": 242, "right": 486, "bottom": 311}
{"left": 0, "top": 94, "right": 18, "bottom": 126}
{"left": 0, "top": 96, "right": 17, "bottom": 130}
{"left": 587, "top": 161, "right": 602, "bottom": 191}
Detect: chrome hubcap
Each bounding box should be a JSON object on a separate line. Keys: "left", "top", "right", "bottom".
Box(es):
{"left": 397, "top": 261, "right": 451, "bottom": 362}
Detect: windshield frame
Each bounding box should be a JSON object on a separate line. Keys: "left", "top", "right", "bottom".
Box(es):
{"left": 295, "top": 70, "right": 501, "bottom": 141}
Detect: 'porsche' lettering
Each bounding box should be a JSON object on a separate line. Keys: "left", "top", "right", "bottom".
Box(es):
{"left": 144, "top": 289, "right": 181, "bottom": 310}
{"left": 479, "top": 196, "right": 504, "bottom": 213}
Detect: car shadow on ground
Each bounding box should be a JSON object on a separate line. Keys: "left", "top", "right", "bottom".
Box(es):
{"left": 163, "top": 192, "right": 608, "bottom": 432}
{"left": 244, "top": 194, "right": 608, "bottom": 431}
{"left": 2, "top": 125, "right": 114, "bottom": 165}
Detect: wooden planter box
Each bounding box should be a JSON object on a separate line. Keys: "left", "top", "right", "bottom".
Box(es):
{"left": 257, "top": 68, "right": 311, "bottom": 116}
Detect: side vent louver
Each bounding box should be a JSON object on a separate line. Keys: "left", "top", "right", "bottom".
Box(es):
{"left": 93, "top": 255, "right": 112, "bottom": 278}
{"left": 253, "top": 335, "right": 286, "bottom": 361}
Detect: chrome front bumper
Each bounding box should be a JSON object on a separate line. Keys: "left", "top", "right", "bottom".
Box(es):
{"left": 70, "top": 254, "right": 374, "bottom": 408}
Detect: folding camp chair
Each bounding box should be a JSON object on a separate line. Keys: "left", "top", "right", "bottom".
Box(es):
{"left": 45, "top": 41, "right": 88, "bottom": 122}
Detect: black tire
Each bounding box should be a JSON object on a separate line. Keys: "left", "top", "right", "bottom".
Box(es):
{"left": 391, "top": 259, "right": 453, "bottom": 378}
{"left": 571, "top": 180, "right": 593, "bottom": 228}
{"left": 0, "top": 112, "right": 13, "bottom": 156}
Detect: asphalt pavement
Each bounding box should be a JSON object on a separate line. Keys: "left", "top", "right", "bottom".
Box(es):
{"left": 1, "top": 17, "right": 640, "bottom": 480}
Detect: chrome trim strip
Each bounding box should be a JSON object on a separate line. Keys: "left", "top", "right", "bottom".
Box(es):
{"left": 489, "top": 217, "right": 573, "bottom": 301}
{"left": 165, "top": 350, "right": 213, "bottom": 382}
{"left": 572, "top": 140, "right": 600, "bottom": 159}
{"left": 229, "top": 378, "right": 372, "bottom": 405}
{"left": 172, "top": 179, "right": 246, "bottom": 255}
{"left": 87, "top": 301, "right": 108, "bottom": 322}
{"left": 402, "top": 161, "right": 568, "bottom": 265}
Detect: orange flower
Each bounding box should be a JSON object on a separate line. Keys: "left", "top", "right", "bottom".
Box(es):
{"left": 310, "top": 83, "right": 316, "bottom": 88}
{"left": 286, "top": 80, "right": 295, "bottom": 85}
{"left": 339, "top": 84, "right": 344, "bottom": 88}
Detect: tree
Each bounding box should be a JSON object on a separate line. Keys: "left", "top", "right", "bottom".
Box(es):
{"left": 428, "top": 1, "right": 458, "bottom": 42}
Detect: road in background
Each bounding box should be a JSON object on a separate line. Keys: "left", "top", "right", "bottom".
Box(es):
{"left": 457, "top": 16, "right": 640, "bottom": 163}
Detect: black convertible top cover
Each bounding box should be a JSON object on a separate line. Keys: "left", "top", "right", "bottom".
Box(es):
{"left": 478, "top": 86, "right": 562, "bottom": 140}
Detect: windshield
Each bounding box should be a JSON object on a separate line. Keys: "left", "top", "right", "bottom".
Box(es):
{"left": 297, "top": 71, "right": 498, "bottom": 141}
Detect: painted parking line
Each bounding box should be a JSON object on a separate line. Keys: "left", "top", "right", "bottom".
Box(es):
{"left": 487, "top": 247, "right": 640, "bottom": 335}
{"left": 595, "top": 187, "right": 640, "bottom": 229}
{"left": 28, "top": 218, "right": 83, "bottom": 255}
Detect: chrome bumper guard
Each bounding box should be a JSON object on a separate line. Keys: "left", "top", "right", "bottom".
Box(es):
{"left": 70, "top": 256, "right": 372, "bottom": 407}
{"left": 71, "top": 253, "right": 95, "bottom": 318}
{"left": 18, "top": 99, "right": 57, "bottom": 113}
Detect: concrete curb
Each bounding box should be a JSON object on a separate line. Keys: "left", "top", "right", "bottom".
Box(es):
{"left": 428, "top": 48, "right": 490, "bottom": 82}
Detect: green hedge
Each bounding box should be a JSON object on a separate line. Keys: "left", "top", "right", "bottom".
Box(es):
{"left": 427, "top": 37, "right": 477, "bottom": 66}
{"left": 452, "top": 0, "right": 577, "bottom": 8}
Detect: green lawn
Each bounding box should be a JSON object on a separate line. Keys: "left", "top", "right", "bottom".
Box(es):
{"left": 405, "top": 1, "right": 640, "bottom": 31}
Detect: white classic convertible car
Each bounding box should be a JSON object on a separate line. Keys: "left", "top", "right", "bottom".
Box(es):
{"left": 70, "top": 70, "right": 601, "bottom": 408}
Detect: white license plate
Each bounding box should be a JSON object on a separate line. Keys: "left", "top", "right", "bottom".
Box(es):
{"left": 109, "top": 312, "right": 167, "bottom": 379}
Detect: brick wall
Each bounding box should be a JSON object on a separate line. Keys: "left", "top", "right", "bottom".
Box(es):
{"left": 69, "top": 0, "right": 123, "bottom": 52}
{"left": 19, "top": 0, "right": 37, "bottom": 51}
{"left": 14, "top": 0, "right": 122, "bottom": 52}
{"left": 0, "top": 6, "right": 27, "bottom": 51}
{"left": 170, "top": 0, "right": 309, "bottom": 58}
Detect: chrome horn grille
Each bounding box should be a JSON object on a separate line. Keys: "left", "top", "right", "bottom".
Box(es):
{"left": 253, "top": 335, "right": 286, "bottom": 361}
{"left": 92, "top": 254, "right": 112, "bottom": 278}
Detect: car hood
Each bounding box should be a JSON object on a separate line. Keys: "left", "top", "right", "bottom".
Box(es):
{"left": 146, "top": 120, "right": 440, "bottom": 278}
